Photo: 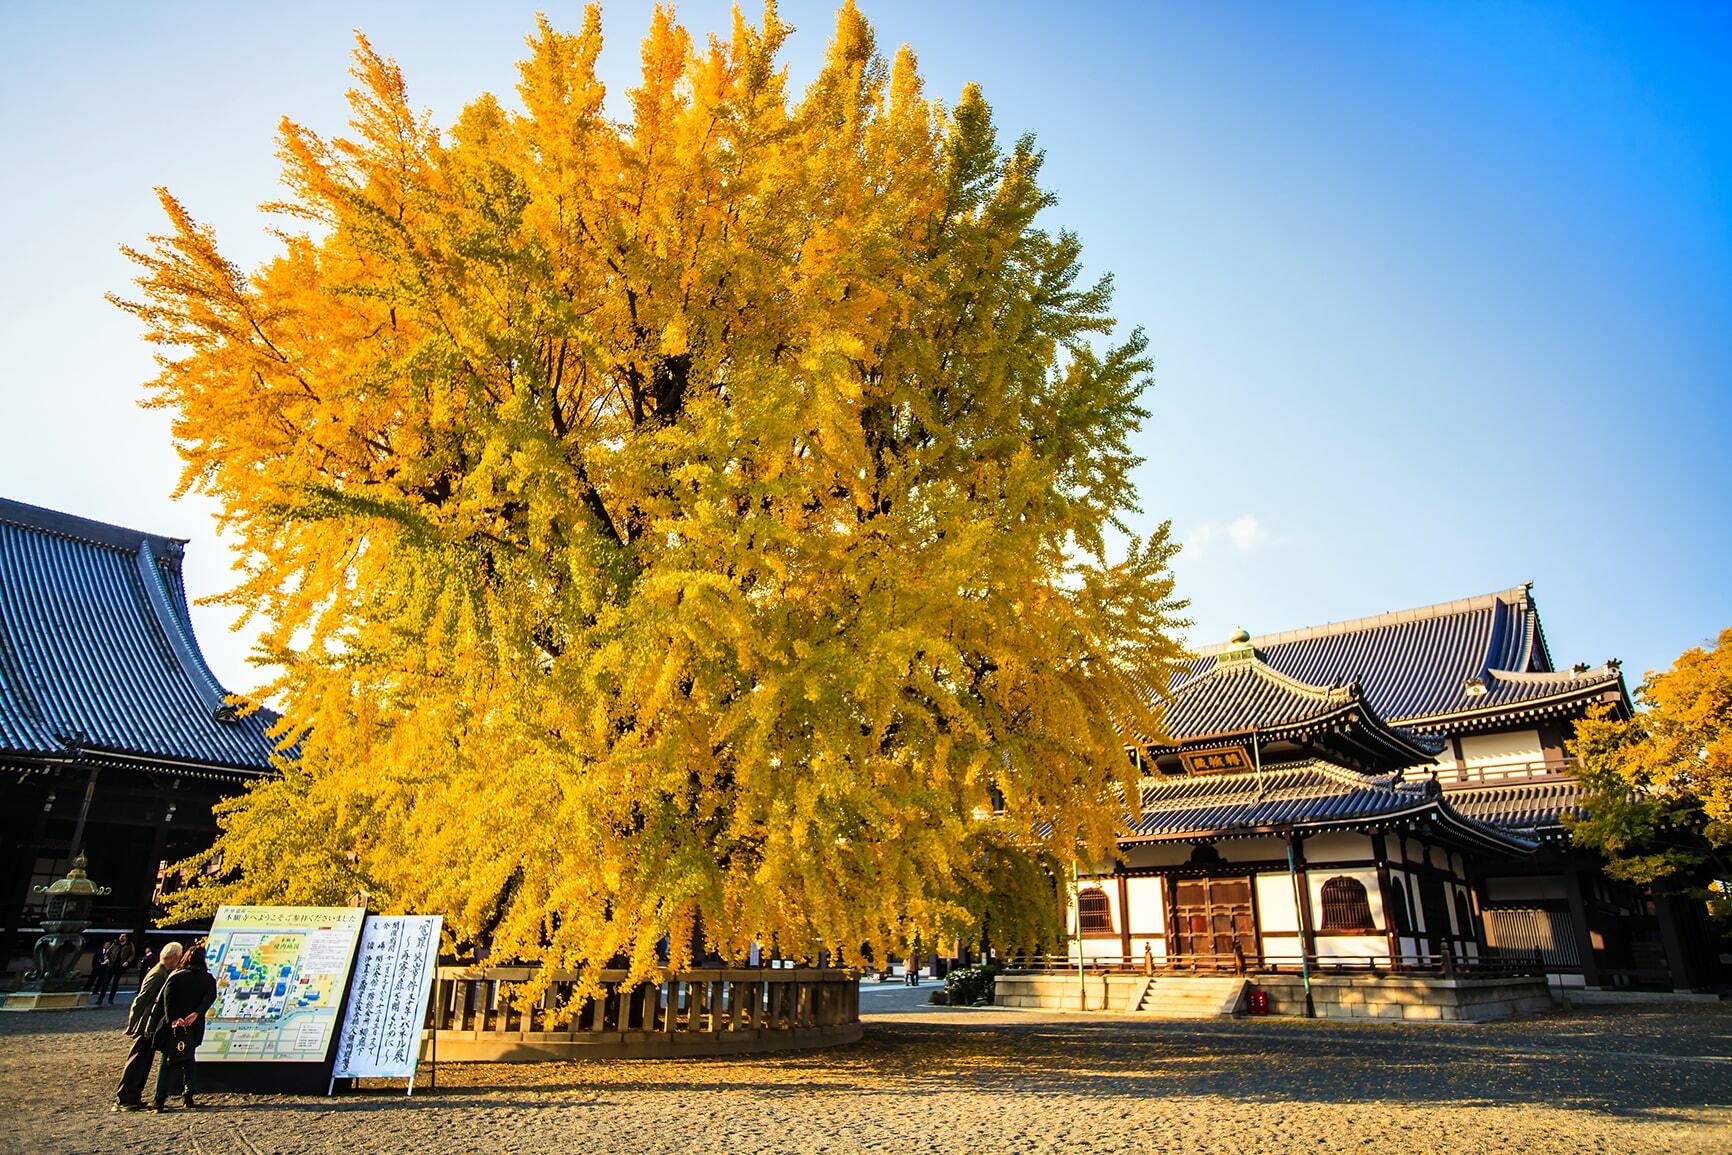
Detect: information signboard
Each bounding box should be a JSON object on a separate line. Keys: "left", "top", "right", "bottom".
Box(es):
{"left": 332, "top": 914, "right": 443, "bottom": 1085}
{"left": 202, "top": 905, "right": 367, "bottom": 1064}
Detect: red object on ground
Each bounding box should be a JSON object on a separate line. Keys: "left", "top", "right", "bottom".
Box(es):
{"left": 1246, "top": 990, "right": 1270, "bottom": 1015}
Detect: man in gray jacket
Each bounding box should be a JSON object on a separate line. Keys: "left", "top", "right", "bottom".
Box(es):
{"left": 113, "top": 941, "right": 182, "bottom": 1111}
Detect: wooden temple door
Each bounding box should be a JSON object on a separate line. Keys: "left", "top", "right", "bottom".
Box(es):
{"left": 1170, "top": 877, "right": 1257, "bottom": 969}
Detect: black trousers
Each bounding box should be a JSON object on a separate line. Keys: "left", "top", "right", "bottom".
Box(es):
{"left": 99, "top": 968, "right": 124, "bottom": 1004}
{"left": 154, "top": 1056, "right": 194, "bottom": 1103}
{"left": 115, "top": 1032, "right": 155, "bottom": 1105}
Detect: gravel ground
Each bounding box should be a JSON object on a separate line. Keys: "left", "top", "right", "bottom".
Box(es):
{"left": 2, "top": 992, "right": 1729, "bottom": 1154}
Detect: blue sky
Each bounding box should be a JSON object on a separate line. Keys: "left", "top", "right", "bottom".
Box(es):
{"left": 1, "top": 1, "right": 1727, "bottom": 695}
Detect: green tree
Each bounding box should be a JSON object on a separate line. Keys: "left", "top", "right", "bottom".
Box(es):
{"left": 114, "top": 2, "right": 1187, "bottom": 1005}
{"left": 1569, "top": 628, "right": 1732, "bottom": 920}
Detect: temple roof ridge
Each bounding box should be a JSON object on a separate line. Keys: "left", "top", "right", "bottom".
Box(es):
{"left": 1191, "top": 584, "right": 1535, "bottom": 657}
{"left": 1485, "top": 663, "right": 1619, "bottom": 685}
{"left": 0, "top": 496, "right": 187, "bottom": 559}
{"left": 1223, "top": 654, "right": 1357, "bottom": 701}
{"left": 1168, "top": 582, "right": 1626, "bottom": 732}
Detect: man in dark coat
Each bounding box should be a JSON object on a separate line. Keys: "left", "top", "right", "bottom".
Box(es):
{"left": 112, "top": 940, "right": 182, "bottom": 1111}
{"left": 84, "top": 940, "right": 108, "bottom": 993}
{"left": 101, "top": 934, "right": 137, "bottom": 1005}
{"left": 152, "top": 944, "right": 218, "bottom": 1110}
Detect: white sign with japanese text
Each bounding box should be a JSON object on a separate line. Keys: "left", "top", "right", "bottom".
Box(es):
{"left": 332, "top": 914, "right": 442, "bottom": 1081}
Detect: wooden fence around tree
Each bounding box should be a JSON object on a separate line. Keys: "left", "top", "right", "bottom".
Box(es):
{"left": 422, "top": 966, "right": 862, "bottom": 1061}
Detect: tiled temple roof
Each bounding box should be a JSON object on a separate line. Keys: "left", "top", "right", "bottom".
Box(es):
{"left": 1445, "top": 778, "right": 1584, "bottom": 838}
{"left": 1156, "top": 657, "right": 1356, "bottom": 739}
{"left": 0, "top": 497, "right": 277, "bottom": 775}
{"left": 1138, "top": 653, "right": 1442, "bottom": 768}
{"left": 1125, "top": 761, "right": 1534, "bottom": 853}
{"left": 1179, "top": 585, "right": 1626, "bottom": 734}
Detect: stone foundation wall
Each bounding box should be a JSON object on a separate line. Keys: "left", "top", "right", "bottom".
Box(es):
{"left": 994, "top": 972, "right": 1553, "bottom": 1022}
{"left": 425, "top": 1022, "right": 863, "bottom": 1062}
{"left": 1250, "top": 973, "right": 1552, "bottom": 1022}
{"left": 995, "top": 974, "right": 1147, "bottom": 1013}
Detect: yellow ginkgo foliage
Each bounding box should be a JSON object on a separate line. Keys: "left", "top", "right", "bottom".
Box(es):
{"left": 115, "top": 2, "right": 1188, "bottom": 1001}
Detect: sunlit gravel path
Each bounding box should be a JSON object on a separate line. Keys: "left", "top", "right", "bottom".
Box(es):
{"left": 3, "top": 988, "right": 1729, "bottom": 1154}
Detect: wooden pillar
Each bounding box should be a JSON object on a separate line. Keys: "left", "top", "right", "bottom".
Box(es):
{"left": 1562, "top": 865, "right": 1602, "bottom": 987}
{"left": 1291, "top": 836, "right": 1316, "bottom": 964}
{"left": 1373, "top": 834, "right": 1401, "bottom": 970}
{"left": 1653, "top": 892, "right": 1696, "bottom": 992}
{"left": 1116, "top": 872, "right": 1132, "bottom": 962}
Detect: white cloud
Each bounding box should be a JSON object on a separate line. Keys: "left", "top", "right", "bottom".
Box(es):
{"left": 1185, "top": 514, "right": 1267, "bottom": 560}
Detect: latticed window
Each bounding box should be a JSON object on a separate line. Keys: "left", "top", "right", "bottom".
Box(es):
{"left": 1319, "top": 876, "right": 1375, "bottom": 930}
{"left": 1077, "top": 888, "right": 1112, "bottom": 934}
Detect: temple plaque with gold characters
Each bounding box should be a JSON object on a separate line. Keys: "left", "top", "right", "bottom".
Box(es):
{"left": 1180, "top": 746, "right": 1253, "bottom": 776}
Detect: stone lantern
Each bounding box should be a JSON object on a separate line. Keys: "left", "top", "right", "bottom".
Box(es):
{"left": 3, "top": 853, "right": 112, "bottom": 1011}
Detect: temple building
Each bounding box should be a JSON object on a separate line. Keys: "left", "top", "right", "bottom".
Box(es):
{"left": 0, "top": 498, "right": 278, "bottom": 980}
{"left": 1066, "top": 585, "right": 1721, "bottom": 998}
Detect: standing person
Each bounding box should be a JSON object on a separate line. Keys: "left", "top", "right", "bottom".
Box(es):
{"left": 151, "top": 944, "right": 217, "bottom": 1111}
{"left": 85, "top": 940, "right": 111, "bottom": 994}
{"left": 102, "top": 934, "right": 137, "bottom": 1005}
{"left": 112, "top": 941, "right": 182, "bottom": 1112}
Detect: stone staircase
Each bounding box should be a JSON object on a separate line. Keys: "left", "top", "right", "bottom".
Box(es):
{"left": 1128, "top": 975, "right": 1249, "bottom": 1017}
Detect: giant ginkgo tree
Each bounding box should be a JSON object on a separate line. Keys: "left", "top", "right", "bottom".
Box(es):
{"left": 117, "top": 2, "right": 1187, "bottom": 1001}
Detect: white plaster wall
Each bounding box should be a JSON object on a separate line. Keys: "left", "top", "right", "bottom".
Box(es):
{"left": 1256, "top": 872, "right": 1300, "bottom": 965}
{"left": 1449, "top": 883, "right": 1480, "bottom": 942}
{"left": 1119, "top": 843, "right": 1193, "bottom": 869}
{"left": 1124, "top": 876, "right": 1164, "bottom": 942}
{"left": 1120, "top": 835, "right": 1287, "bottom": 868}
{"left": 1305, "top": 832, "right": 1372, "bottom": 861}
{"left": 1256, "top": 872, "right": 1300, "bottom": 931}
{"left": 1313, "top": 935, "right": 1385, "bottom": 959}
{"left": 1485, "top": 876, "right": 1566, "bottom": 903}
{"left": 1460, "top": 729, "right": 1542, "bottom": 768}
{"left": 1387, "top": 870, "right": 1421, "bottom": 933}
{"left": 1078, "top": 936, "right": 1122, "bottom": 960}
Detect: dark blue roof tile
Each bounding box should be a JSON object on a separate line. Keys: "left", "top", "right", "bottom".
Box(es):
{"left": 1178, "top": 586, "right": 1625, "bottom": 732}
{"left": 1126, "top": 761, "right": 1534, "bottom": 852}
{"left": 0, "top": 497, "right": 277, "bottom": 774}
{"left": 1445, "top": 778, "right": 1583, "bottom": 835}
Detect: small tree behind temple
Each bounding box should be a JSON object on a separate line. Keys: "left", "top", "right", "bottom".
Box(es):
{"left": 1569, "top": 628, "right": 1732, "bottom": 927}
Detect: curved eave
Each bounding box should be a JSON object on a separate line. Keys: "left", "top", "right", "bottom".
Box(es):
{"left": 1, "top": 744, "right": 273, "bottom": 783}
{"left": 1391, "top": 676, "right": 1629, "bottom": 736}
{"left": 1118, "top": 799, "right": 1536, "bottom": 856}
{"left": 1143, "top": 701, "right": 1438, "bottom": 769}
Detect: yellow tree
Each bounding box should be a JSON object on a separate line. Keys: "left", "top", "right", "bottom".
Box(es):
{"left": 115, "top": 2, "right": 1187, "bottom": 1001}
{"left": 1570, "top": 628, "right": 1732, "bottom": 919}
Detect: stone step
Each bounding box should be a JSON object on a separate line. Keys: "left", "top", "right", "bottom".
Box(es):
{"left": 1134, "top": 977, "right": 1248, "bottom": 1017}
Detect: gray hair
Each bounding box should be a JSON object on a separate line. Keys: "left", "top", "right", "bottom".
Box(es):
{"left": 160, "top": 941, "right": 185, "bottom": 964}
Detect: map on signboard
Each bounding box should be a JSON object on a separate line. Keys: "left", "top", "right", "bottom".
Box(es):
{"left": 203, "top": 906, "right": 366, "bottom": 1063}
